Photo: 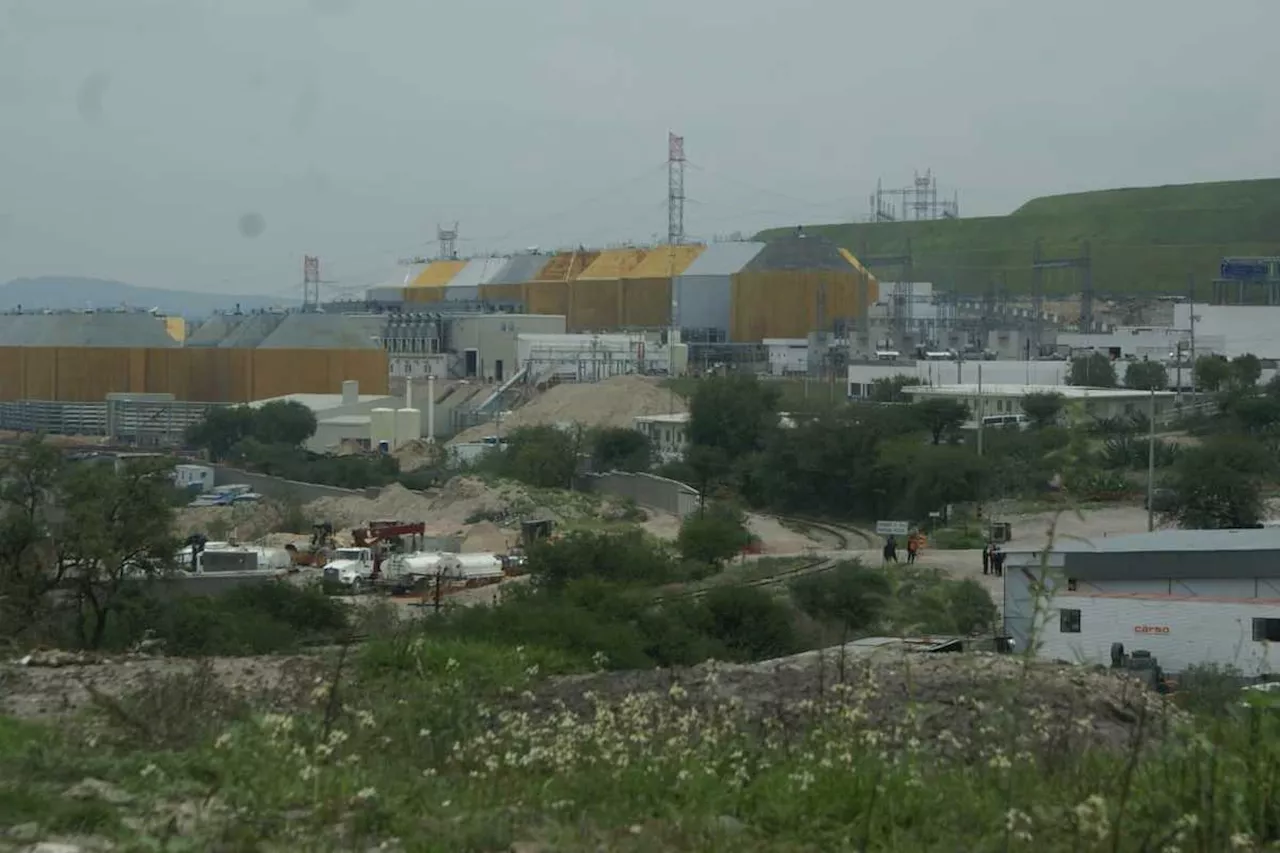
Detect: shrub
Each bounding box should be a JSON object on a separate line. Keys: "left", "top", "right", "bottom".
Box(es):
{"left": 676, "top": 502, "right": 750, "bottom": 565}
{"left": 790, "top": 561, "right": 891, "bottom": 633}
{"left": 528, "top": 529, "right": 681, "bottom": 590}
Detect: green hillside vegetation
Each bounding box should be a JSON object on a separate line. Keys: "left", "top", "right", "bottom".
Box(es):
{"left": 758, "top": 178, "right": 1280, "bottom": 298}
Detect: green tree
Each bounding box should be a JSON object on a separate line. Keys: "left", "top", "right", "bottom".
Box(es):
{"left": 1124, "top": 359, "right": 1169, "bottom": 391}
{"left": 1163, "top": 437, "right": 1273, "bottom": 529}
{"left": 868, "top": 374, "right": 922, "bottom": 403}
{"left": 890, "top": 443, "right": 988, "bottom": 519}
{"left": 1067, "top": 353, "right": 1117, "bottom": 387}
{"left": 686, "top": 374, "right": 781, "bottom": 461}
{"left": 485, "top": 425, "right": 577, "bottom": 489}
{"left": 251, "top": 400, "right": 318, "bottom": 446}
{"left": 1020, "top": 392, "right": 1064, "bottom": 429}
{"left": 1231, "top": 353, "right": 1262, "bottom": 388}
{"left": 185, "top": 406, "right": 255, "bottom": 461}
{"left": 0, "top": 439, "right": 66, "bottom": 641}
{"left": 790, "top": 560, "right": 891, "bottom": 633}
{"left": 527, "top": 529, "right": 676, "bottom": 590}
{"left": 55, "top": 456, "right": 181, "bottom": 648}
{"left": 676, "top": 502, "right": 750, "bottom": 565}
{"left": 1193, "top": 355, "right": 1231, "bottom": 393}
{"left": 913, "top": 397, "right": 970, "bottom": 445}
{"left": 589, "top": 427, "right": 650, "bottom": 473}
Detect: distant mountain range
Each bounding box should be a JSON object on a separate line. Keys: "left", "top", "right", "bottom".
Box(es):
{"left": 0, "top": 276, "right": 299, "bottom": 317}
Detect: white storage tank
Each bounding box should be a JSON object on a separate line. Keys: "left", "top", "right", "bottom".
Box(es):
{"left": 397, "top": 552, "right": 458, "bottom": 578}
{"left": 395, "top": 407, "right": 422, "bottom": 448}
{"left": 450, "top": 552, "right": 504, "bottom": 582}
{"left": 370, "top": 407, "right": 396, "bottom": 452}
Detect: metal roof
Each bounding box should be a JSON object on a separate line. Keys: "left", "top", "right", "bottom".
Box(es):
{"left": 0, "top": 313, "right": 180, "bottom": 347}
{"left": 1046, "top": 527, "right": 1280, "bottom": 555}
{"left": 184, "top": 314, "right": 241, "bottom": 347}
{"left": 487, "top": 253, "right": 551, "bottom": 284}
{"left": 1010, "top": 527, "right": 1280, "bottom": 581}
{"left": 446, "top": 257, "right": 510, "bottom": 289}
{"left": 577, "top": 248, "right": 648, "bottom": 279}
{"left": 624, "top": 244, "right": 705, "bottom": 278}
{"left": 217, "top": 313, "right": 285, "bottom": 347}
{"left": 250, "top": 393, "right": 395, "bottom": 411}
{"left": 678, "top": 242, "right": 766, "bottom": 277}
{"left": 907, "top": 384, "right": 1177, "bottom": 400}
{"left": 745, "top": 233, "right": 853, "bottom": 272}
{"left": 256, "top": 314, "right": 386, "bottom": 349}
{"left": 410, "top": 261, "right": 467, "bottom": 287}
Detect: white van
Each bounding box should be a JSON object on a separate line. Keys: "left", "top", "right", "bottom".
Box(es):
{"left": 982, "top": 413, "right": 1029, "bottom": 430}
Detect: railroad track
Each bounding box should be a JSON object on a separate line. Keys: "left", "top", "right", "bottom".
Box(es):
{"left": 653, "top": 555, "right": 841, "bottom": 603}
{"left": 773, "top": 516, "right": 874, "bottom": 550}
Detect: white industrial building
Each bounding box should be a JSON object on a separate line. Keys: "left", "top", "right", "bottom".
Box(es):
{"left": 848, "top": 359, "right": 1072, "bottom": 398}
{"left": 518, "top": 332, "right": 674, "bottom": 383}
{"left": 765, "top": 339, "right": 809, "bottom": 376}
{"left": 1173, "top": 303, "right": 1279, "bottom": 359}
{"left": 633, "top": 413, "right": 690, "bottom": 462}
{"left": 249, "top": 380, "right": 416, "bottom": 454}
{"left": 1055, "top": 326, "right": 1211, "bottom": 361}
{"left": 903, "top": 384, "right": 1178, "bottom": 423}
{"left": 1004, "top": 528, "right": 1280, "bottom": 677}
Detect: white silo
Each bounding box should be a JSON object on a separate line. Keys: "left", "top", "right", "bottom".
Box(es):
{"left": 395, "top": 407, "right": 422, "bottom": 448}
{"left": 370, "top": 407, "right": 396, "bottom": 453}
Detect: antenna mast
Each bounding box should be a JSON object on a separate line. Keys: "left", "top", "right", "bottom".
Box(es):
{"left": 302, "top": 255, "right": 320, "bottom": 312}
{"left": 667, "top": 132, "right": 686, "bottom": 245}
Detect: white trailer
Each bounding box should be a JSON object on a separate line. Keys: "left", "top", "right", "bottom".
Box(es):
{"left": 1039, "top": 592, "right": 1280, "bottom": 677}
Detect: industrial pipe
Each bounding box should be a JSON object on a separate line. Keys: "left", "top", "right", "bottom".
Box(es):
{"left": 426, "top": 372, "right": 436, "bottom": 443}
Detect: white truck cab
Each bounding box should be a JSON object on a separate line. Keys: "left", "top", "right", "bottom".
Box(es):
{"left": 322, "top": 547, "right": 376, "bottom": 588}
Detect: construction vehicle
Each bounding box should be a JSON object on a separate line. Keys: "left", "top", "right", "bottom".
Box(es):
{"left": 322, "top": 521, "right": 427, "bottom": 591}
{"left": 286, "top": 522, "right": 337, "bottom": 568}
{"left": 1110, "top": 642, "right": 1171, "bottom": 693}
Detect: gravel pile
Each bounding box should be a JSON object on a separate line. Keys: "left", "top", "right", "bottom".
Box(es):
{"left": 450, "top": 375, "right": 686, "bottom": 445}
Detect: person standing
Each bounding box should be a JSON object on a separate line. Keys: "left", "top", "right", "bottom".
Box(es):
{"left": 883, "top": 535, "right": 899, "bottom": 564}
{"left": 982, "top": 543, "right": 991, "bottom": 575}
{"left": 992, "top": 546, "right": 1005, "bottom": 578}
{"left": 906, "top": 534, "right": 919, "bottom": 565}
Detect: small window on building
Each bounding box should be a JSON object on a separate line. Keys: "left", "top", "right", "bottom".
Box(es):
{"left": 1252, "top": 618, "right": 1280, "bottom": 642}
{"left": 1060, "top": 608, "right": 1082, "bottom": 633}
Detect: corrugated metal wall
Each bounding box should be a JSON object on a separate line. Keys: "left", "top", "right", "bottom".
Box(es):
{"left": 618, "top": 245, "right": 706, "bottom": 329}
{"left": 568, "top": 249, "right": 647, "bottom": 331}
{"left": 523, "top": 250, "right": 600, "bottom": 322}
{"left": 0, "top": 347, "right": 388, "bottom": 403}
{"left": 730, "top": 269, "right": 867, "bottom": 341}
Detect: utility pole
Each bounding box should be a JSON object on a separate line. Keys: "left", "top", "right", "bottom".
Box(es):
{"left": 1187, "top": 273, "right": 1197, "bottom": 396}
{"left": 1146, "top": 386, "right": 1156, "bottom": 532}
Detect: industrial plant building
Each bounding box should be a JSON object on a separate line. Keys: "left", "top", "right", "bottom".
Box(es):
{"left": 1004, "top": 529, "right": 1280, "bottom": 677}
{"left": 362, "top": 236, "right": 879, "bottom": 344}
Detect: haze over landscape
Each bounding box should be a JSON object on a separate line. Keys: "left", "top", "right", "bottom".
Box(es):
{"left": 2, "top": 0, "right": 1279, "bottom": 303}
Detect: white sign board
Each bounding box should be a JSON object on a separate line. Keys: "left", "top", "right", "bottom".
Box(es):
{"left": 875, "top": 520, "right": 909, "bottom": 536}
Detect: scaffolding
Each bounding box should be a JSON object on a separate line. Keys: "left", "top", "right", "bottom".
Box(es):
{"left": 869, "top": 169, "right": 959, "bottom": 222}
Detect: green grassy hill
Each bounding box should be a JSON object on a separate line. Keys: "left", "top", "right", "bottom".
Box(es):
{"left": 757, "top": 178, "right": 1280, "bottom": 298}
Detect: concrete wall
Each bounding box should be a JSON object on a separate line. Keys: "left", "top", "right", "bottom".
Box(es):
{"left": 211, "top": 465, "right": 375, "bottom": 502}
{"left": 449, "top": 314, "right": 566, "bottom": 381}
{"left": 1039, "top": 593, "right": 1280, "bottom": 677}
{"left": 1173, "top": 303, "right": 1278, "bottom": 359}
{"left": 848, "top": 359, "right": 1072, "bottom": 392}
{"left": 580, "top": 471, "right": 699, "bottom": 517}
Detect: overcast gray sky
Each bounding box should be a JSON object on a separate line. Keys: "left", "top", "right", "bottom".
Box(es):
{"left": 1, "top": 0, "right": 1276, "bottom": 297}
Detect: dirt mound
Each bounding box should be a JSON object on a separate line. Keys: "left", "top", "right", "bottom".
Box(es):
{"left": 395, "top": 438, "right": 445, "bottom": 472}
{"left": 526, "top": 649, "right": 1183, "bottom": 754}
{"left": 306, "top": 483, "right": 436, "bottom": 529}
{"left": 460, "top": 520, "right": 513, "bottom": 553}
{"left": 0, "top": 655, "right": 325, "bottom": 721}
{"left": 450, "top": 375, "right": 686, "bottom": 444}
